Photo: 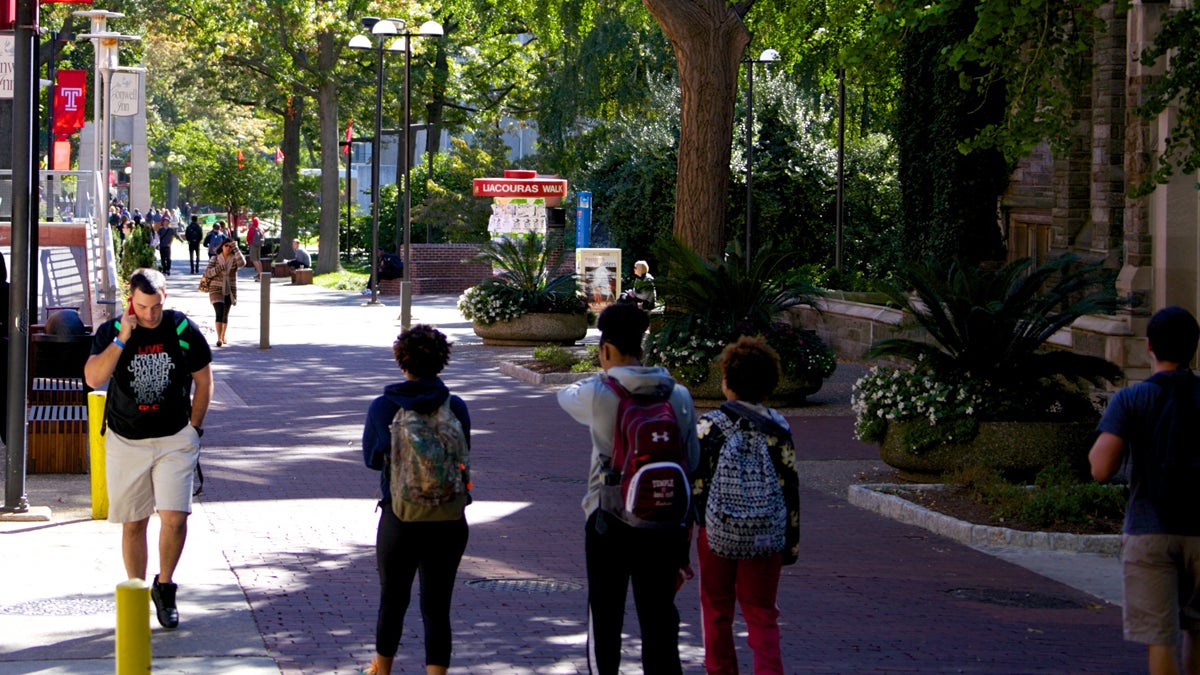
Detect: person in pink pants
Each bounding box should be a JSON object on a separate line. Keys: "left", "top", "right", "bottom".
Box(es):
{"left": 692, "top": 336, "right": 800, "bottom": 674}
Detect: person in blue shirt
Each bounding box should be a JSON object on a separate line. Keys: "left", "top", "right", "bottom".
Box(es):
{"left": 1091, "top": 305, "right": 1200, "bottom": 675}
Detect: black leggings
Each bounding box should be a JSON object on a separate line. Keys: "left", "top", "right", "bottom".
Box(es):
{"left": 212, "top": 296, "right": 231, "bottom": 323}
{"left": 585, "top": 510, "right": 686, "bottom": 675}
{"left": 375, "top": 507, "right": 468, "bottom": 665}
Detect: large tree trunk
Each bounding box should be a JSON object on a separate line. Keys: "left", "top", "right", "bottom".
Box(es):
{"left": 643, "top": 0, "right": 750, "bottom": 260}
{"left": 315, "top": 30, "right": 342, "bottom": 274}
{"left": 279, "top": 93, "right": 304, "bottom": 255}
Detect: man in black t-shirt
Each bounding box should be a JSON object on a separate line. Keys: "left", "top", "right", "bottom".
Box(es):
{"left": 85, "top": 268, "right": 213, "bottom": 630}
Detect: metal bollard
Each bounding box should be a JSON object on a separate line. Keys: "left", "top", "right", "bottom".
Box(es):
{"left": 400, "top": 280, "right": 412, "bottom": 329}
{"left": 88, "top": 391, "right": 108, "bottom": 520}
{"left": 115, "top": 579, "right": 151, "bottom": 674}
{"left": 259, "top": 271, "right": 271, "bottom": 349}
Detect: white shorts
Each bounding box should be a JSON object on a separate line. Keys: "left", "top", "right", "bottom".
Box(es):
{"left": 105, "top": 425, "right": 201, "bottom": 523}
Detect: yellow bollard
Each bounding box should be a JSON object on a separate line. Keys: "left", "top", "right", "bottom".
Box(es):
{"left": 88, "top": 391, "right": 108, "bottom": 520}
{"left": 115, "top": 579, "right": 151, "bottom": 674}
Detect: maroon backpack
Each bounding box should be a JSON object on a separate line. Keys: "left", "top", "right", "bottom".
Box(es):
{"left": 599, "top": 376, "right": 691, "bottom": 528}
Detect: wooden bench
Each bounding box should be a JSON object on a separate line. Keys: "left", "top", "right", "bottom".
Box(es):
{"left": 291, "top": 268, "right": 313, "bottom": 285}
{"left": 31, "top": 377, "right": 86, "bottom": 405}
{"left": 27, "top": 405, "right": 88, "bottom": 474}
{"left": 273, "top": 262, "right": 292, "bottom": 278}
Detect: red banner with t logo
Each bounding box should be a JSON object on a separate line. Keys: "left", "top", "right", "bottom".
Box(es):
{"left": 53, "top": 69, "right": 87, "bottom": 136}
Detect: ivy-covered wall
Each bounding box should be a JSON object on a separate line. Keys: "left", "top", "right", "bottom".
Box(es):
{"left": 895, "top": 1, "right": 1009, "bottom": 266}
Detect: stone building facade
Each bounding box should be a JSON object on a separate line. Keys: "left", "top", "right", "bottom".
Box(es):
{"left": 1001, "top": 0, "right": 1197, "bottom": 381}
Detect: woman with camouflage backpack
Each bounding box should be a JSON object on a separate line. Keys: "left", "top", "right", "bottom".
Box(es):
{"left": 361, "top": 325, "right": 471, "bottom": 675}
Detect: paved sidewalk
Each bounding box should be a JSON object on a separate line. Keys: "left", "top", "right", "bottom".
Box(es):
{"left": 1, "top": 270, "right": 1143, "bottom": 673}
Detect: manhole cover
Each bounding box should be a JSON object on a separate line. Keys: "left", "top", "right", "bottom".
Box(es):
{"left": 0, "top": 597, "right": 116, "bottom": 616}
{"left": 946, "top": 588, "right": 1086, "bottom": 609}
{"left": 466, "top": 578, "right": 583, "bottom": 593}
{"left": 541, "top": 476, "right": 587, "bottom": 485}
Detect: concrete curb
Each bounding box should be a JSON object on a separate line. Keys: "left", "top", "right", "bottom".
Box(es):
{"left": 848, "top": 483, "right": 1122, "bottom": 557}
{"left": 498, "top": 360, "right": 596, "bottom": 385}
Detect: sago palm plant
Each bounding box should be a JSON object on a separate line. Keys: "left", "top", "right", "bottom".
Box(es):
{"left": 458, "top": 233, "right": 584, "bottom": 324}
{"left": 646, "top": 238, "right": 835, "bottom": 384}
{"left": 866, "top": 254, "right": 1123, "bottom": 420}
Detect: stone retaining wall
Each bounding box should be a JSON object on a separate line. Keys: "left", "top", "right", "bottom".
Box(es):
{"left": 787, "top": 298, "right": 1138, "bottom": 380}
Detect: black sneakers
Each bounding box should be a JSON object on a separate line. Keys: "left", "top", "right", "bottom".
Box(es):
{"left": 151, "top": 575, "right": 180, "bottom": 630}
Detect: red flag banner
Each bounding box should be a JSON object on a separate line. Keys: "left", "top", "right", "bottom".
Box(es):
{"left": 53, "top": 69, "right": 87, "bottom": 136}
{"left": 237, "top": 149, "right": 245, "bottom": 169}
{"left": 274, "top": 148, "right": 284, "bottom": 164}
{"left": 342, "top": 119, "right": 353, "bottom": 154}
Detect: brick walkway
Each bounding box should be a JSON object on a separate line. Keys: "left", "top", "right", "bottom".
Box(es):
{"left": 1, "top": 277, "right": 1143, "bottom": 673}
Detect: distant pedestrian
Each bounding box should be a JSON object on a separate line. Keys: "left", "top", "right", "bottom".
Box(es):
{"left": 185, "top": 216, "right": 203, "bottom": 274}
{"left": 692, "top": 336, "right": 800, "bottom": 675}
{"left": 83, "top": 268, "right": 212, "bottom": 630}
{"left": 198, "top": 239, "right": 245, "bottom": 347}
{"left": 557, "top": 302, "right": 699, "bottom": 675}
{"left": 361, "top": 325, "right": 471, "bottom": 675}
{"left": 1090, "top": 305, "right": 1200, "bottom": 675}
{"left": 202, "top": 222, "right": 226, "bottom": 258}
{"left": 157, "top": 214, "right": 179, "bottom": 276}
{"left": 247, "top": 213, "right": 264, "bottom": 280}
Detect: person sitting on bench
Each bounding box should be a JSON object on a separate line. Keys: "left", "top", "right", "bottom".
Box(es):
{"left": 377, "top": 249, "right": 404, "bottom": 281}
{"left": 287, "top": 239, "right": 311, "bottom": 270}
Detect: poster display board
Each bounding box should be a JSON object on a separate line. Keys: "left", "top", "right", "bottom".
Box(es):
{"left": 576, "top": 248, "right": 622, "bottom": 313}
{"left": 487, "top": 197, "right": 546, "bottom": 236}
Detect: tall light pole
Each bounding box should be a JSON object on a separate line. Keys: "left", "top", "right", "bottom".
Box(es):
{"left": 349, "top": 17, "right": 400, "bottom": 305}
{"left": 76, "top": 9, "right": 136, "bottom": 324}
{"left": 742, "top": 48, "right": 779, "bottom": 272}
{"left": 385, "top": 18, "right": 443, "bottom": 330}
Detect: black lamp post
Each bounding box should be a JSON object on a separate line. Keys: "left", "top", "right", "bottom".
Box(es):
{"left": 742, "top": 48, "right": 779, "bottom": 272}
{"left": 349, "top": 17, "right": 400, "bottom": 305}
{"left": 385, "top": 18, "right": 443, "bottom": 329}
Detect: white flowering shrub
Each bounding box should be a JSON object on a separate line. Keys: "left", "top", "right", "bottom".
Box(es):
{"left": 646, "top": 332, "right": 727, "bottom": 386}
{"left": 646, "top": 320, "right": 836, "bottom": 388}
{"left": 852, "top": 365, "right": 986, "bottom": 448}
{"left": 457, "top": 285, "right": 525, "bottom": 325}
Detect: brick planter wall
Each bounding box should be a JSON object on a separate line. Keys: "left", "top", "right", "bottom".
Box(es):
{"left": 379, "top": 242, "right": 580, "bottom": 296}
{"left": 379, "top": 244, "right": 489, "bottom": 296}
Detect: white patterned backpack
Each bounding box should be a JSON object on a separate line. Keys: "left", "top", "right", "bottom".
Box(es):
{"left": 705, "top": 405, "right": 788, "bottom": 559}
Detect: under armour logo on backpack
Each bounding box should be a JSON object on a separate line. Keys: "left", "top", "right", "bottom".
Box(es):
{"left": 652, "top": 430, "right": 671, "bottom": 443}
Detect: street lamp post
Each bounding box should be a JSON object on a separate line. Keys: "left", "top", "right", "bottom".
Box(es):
{"left": 349, "top": 17, "right": 399, "bottom": 305}
{"left": 742, "top": 48, "right": 779, "bottom": 272}
{"left": 350, "top": 16, "right": 442, "bottom": 317}
{"left": 78, "top": 12, "right": 140, "bottom": 326}
{"left": 386, "top": 19, "right": 443, "bottom": 330}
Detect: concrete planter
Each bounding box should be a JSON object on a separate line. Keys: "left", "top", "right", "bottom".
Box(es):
{"left": 473, "top": 312, "right": 588, "bottom": 346}
{"left": 677, "top": 362, "right": 823, "bottom": 406}
{"left": 879, "top": 420, "right": 1097, "bottom": 481}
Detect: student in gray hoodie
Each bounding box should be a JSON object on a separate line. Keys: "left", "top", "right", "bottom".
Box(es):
{"left": 557, "top": 302, "right": 700, "bottom": 675}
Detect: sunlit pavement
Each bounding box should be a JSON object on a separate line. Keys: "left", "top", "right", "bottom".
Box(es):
{"left": 1, "top": 268, "right": 1142, "bottom": 673}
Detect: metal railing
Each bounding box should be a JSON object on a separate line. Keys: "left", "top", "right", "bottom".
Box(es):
{"left": 0, "top": 169, "right": 119, "bottom": 324}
